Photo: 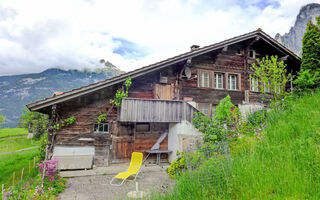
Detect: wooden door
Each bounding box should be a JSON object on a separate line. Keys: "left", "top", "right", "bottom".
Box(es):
{"left": 154, "top": 84, "right": 173, "bottom": 100}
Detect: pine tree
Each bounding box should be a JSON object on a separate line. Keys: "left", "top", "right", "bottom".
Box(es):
{"left": 301, "top": 16, "right": 320, "bottom": 79}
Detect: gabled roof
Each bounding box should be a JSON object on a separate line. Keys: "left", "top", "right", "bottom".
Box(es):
{"left": 27, "top": 29, "right": 301, "bottom": 112}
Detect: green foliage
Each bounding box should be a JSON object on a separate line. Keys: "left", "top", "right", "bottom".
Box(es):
{"left": 193, "top": 112, "right": 224, "bottom": 144}
{"left": 250, "top": 55, "right": 292, "bottom": 103}
{"left": 97, "top": 114, "right": 107, "bottom": 124}
{"left": 19, "top": 110, "right": 49, "bottom": 139}
{"left": 110, "top": 77, "right": 132, "bottom": 107}
{"left": 0, "top": 114, "right": 5, "bottom": 129}
{"left": 0, "top": 128, "right": 28, "bottom": 138}
{"left": 215, "top": 95, "right": 240, "bottom": 125}
{"left": 52, "top": 116, "right": 76, "bottom": 131}
{"left": 2, "top": 168, "right": 66, "bottom": 199}
{"left": 39, "top": 133, "right": 48, "bottom": 161}
{"left": 247, "top": 109, "right": 267, "bottom": 126}
{"left": 157, "top": 91, "right": 320, "bottom": 199}
{"left": 193, "top": 95, "right": 240, "bottom": 146}
{"left": 167, "top": 151, "right": 187, "bottom": 179}
{"left": 301, "top": 16, "right": 320, "bottom": 87}
{"left": 294, "top": 69, "right": 320, "bottom": 93}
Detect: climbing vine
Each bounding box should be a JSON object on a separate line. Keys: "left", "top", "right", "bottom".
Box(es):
{"left": 52, "top": 116, "right": 76, "bottom": 130}
{"left": 97, "top": 114, "right": 107, "bottom": 124}
{"left": 96, "top": 77, "right": 132, "bottom": 122}
{"left": 109, "top": 77, "right": 132, "bottom": 107}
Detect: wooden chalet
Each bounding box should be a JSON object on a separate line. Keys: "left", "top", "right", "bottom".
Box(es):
{"left": 27, "top": 29, "right": 301, "bottom": 168}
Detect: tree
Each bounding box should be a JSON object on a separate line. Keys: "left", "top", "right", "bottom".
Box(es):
{"left": 0, "top": 115, "right": 5, "bottom": 129}
{"left": 250, "top": 55, "right": 292, "bottom": 103}
{"left": 296, "top": 16, "right": 320, "bottom": 90}
{"left": 19, "top": 110, "right": 49, "bottom": 139}
{"left": 301, "top": 16, "right": 320, "bottom": 80}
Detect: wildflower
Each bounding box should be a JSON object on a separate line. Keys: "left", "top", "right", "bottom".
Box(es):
{"left": 48, "top": 187, "right": 53, "bottom": 191}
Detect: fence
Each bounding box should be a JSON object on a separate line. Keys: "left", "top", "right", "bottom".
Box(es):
{"left": 1, "top": 156, "right": 39, "bottom": 199}
{"left": 183, "top": 141, "right": 232, "bottom": 192}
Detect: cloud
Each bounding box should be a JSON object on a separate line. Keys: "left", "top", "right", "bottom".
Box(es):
{"left": 0, "top": 0, "right": 318, "bottom": 75}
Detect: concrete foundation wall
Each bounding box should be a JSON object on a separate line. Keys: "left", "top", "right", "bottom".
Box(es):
{"left": 168, "top": 121, "right": 202, "bottom": 162}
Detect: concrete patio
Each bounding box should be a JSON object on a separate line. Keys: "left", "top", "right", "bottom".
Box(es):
{"left": 58, "top": 164, "right": 175, "bottom": 200}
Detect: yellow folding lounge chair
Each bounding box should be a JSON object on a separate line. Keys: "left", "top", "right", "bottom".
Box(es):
{"left": 110, "top": 152, "right": 143, "bottom": 186}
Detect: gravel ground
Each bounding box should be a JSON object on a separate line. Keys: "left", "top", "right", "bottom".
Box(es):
{"left": 58, "top": 165, "right": 175, "bottom": 200}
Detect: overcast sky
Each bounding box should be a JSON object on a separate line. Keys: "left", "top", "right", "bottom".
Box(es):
{"left": 0, "top": 0, "right": 319, "bottom": 76}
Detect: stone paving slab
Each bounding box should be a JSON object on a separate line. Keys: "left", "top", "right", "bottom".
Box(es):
{"left": 58, "top": 164, "right": 175, "bottom": 200}
{"left": 60, "top": 163, "right": 169, "bottom": 178}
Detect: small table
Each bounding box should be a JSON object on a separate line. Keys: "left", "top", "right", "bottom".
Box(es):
{"left": 145, "top": 150, "right": 172, "bottom": 165}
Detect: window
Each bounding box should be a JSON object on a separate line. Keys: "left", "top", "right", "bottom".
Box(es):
{"left": 214, "top": 73, "right": 224, "bottom": 89}
{"left": 136, "top": 123, "right": 150, "bottom": 132}
{"left": 228, "top": 74, "right": 237, "bottom": 90}
{"left": 274, "top": 85, "right": 281, "bottom": 94}
{"left": 251, "top": 78, "right": 259, "bottom": 92}
{"left": 264, "top": 80, "right": 271, "bottom": 93}
{"left": 94, "top": 123, "right": 109, "bottom": 133}
{"left": 249, "top": 50, "right": 256, "bottom": 58}
{"left": 212, "top": 105, "right": 217, "bottom": 118}
{"left": 198, "top": 103, "right": 210, "bottom": 116}
{"left": 199, "top": 71, "right": 211, "bottom": 88}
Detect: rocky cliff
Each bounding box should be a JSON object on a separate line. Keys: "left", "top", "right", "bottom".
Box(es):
{"left": 275, "top": 3, "right": 320, "bottom": 56}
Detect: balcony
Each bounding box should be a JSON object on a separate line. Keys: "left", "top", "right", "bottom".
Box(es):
{"left": 119, "top": 98, "right": 198, "bottom": 123}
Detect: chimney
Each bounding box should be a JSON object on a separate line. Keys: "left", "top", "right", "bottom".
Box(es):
{"left": 53, "top": 91, "right": 64, "bottom": 96}
{"left": 190, "top": 45, "right": 200, "bottom": 51}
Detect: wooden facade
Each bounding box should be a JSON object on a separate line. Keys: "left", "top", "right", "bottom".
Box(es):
{"left": 27, "top": 30, "right": 301, "bottom": 166}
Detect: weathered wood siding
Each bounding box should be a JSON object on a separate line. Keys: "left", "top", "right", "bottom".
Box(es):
{"left": 119, "top": 98, "right": 198, "bottom": 123}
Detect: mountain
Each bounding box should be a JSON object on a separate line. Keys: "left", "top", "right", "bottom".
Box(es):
{"left": 0, "top": 64, "right": 124, "bottom": 128}
{"left": 275, "top": 3, "right": 320, "bottom": 56}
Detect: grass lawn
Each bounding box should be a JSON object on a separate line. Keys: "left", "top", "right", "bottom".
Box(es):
{"left": 0, "top": 137, "right": 39, "bottom": 153}
{"left": 0, "top": 128, "right": 28, "bottom": 138}
{"left": 153, "top": 91, "right": 320, "bottom": 199}
{"left": 0, "top": 149, "right": 39, "bottom": 186}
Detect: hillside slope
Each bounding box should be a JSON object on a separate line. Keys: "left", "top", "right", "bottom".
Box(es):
{"left": 0, "top": 66, "right": 123, "bottom": 128}
{"left": 155, "top": 91, "right": 320, "bottom": 199}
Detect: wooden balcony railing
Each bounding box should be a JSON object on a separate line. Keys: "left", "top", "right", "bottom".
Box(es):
{"left": 119, "top": 98, "right": 198, "bottom": 123}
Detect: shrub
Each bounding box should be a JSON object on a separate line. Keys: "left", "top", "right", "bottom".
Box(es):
{"left": 247, "top": 109, "right": 267, "bottom": 126}
{"left": 38, "top": 158, "right": 59, "bottom": 181}
{"left": 167, "top": 151, "right": 187, "bottom": 179}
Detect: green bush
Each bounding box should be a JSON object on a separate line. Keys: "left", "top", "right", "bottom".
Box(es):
{"left": 247, "top": 109, "right": 267, "bottom": 126}
{"left": 167, "top": 151, "right": 187, "bottom": 179}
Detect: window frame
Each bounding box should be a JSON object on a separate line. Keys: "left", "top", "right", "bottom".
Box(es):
{"left": 228, "top": 74, "right": 237, "bottom": 90}
{"left": 198, "top": 69, "right": 212, "bottom": 88}
{"left": 251, "top": 77, "right": 259, "bottom": 92}
{"left": 214, "top": 72, "right": 224, "bottom": 89}
{"left": 93, "top": 123, "right": 109, "bottom": 134}
{"left": 197, "top": 103, "right": 211, "bottom": 117}
{"left": 135, "top": 123, "right": 151, "bottom": 132}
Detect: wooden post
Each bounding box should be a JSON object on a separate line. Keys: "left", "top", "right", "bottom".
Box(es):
{"left": 12, "top": 172, "right": 15, "bottom": 186}
{"left": 41, "top": 148, "right": 48, "bottom": 188}
{"left": 21, "top": 168, "right": 24, "bottom": 180}
{"left": 290, "top": 69, "right": 293, "bottom": 92}
{"left": 2, "top": 184, "right": 4, "bottom": 199}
